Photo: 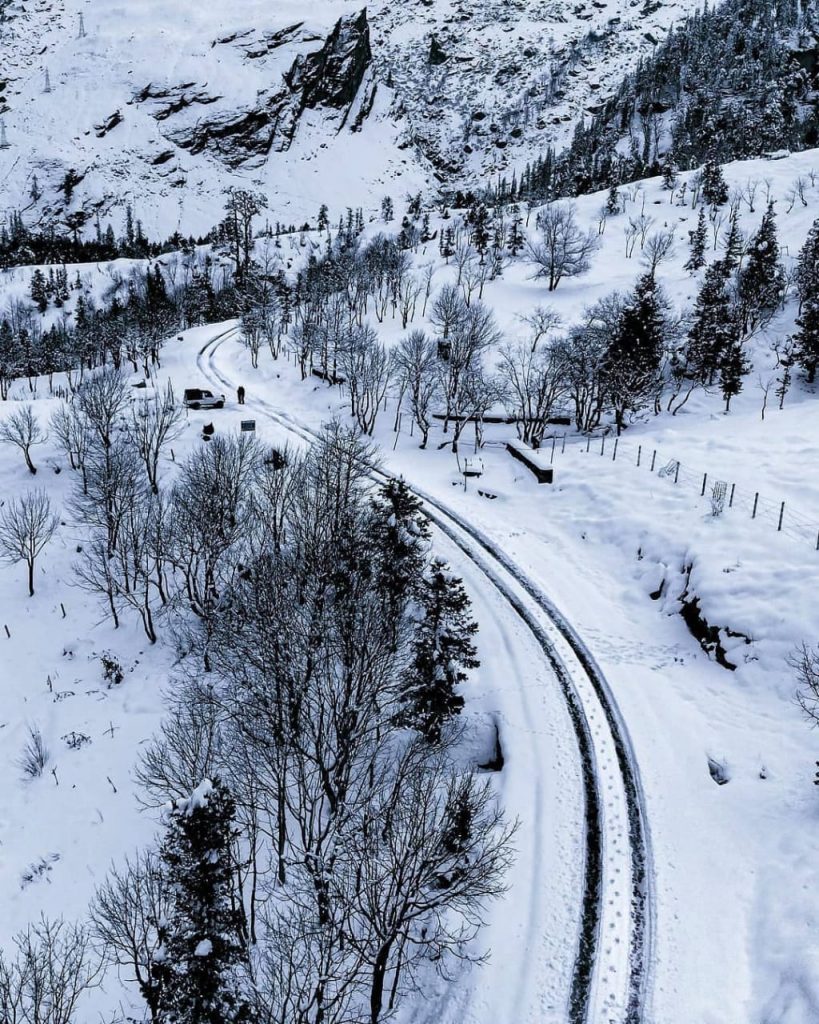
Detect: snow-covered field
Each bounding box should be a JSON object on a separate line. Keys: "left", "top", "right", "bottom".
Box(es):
{"left": 1, "top": 144, "right": 819, "bottom": 1024}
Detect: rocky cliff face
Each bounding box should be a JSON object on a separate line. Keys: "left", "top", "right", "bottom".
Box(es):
{"left": 0, "top": 0, "right": 701, "bottom": 233}
{"left": 288, "top": 9, "right": 372, "bottom": 113}
{"left": 135, "top": 10, "right": 373, "bottom": 168}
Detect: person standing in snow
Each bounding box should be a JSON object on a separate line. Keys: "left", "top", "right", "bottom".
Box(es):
{"left": 237, "top": 386, "right": 245, "bottom": 405}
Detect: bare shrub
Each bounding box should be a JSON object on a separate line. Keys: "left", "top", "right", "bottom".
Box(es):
{"left": 17, "top": 724, "right": 50, "bottom": 779}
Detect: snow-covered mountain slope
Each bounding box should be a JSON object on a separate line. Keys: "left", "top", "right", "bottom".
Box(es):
{"left": 0, "top": 0, "right": 701, "bottom": 235}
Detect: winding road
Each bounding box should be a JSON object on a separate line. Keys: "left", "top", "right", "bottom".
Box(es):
{"left": 194, "top": 326, "right": 656, "bottom": 1024}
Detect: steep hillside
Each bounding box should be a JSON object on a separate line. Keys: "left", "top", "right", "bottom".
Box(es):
{"left": 0, "top": 0, "right": 703, "bottom": 235}
{"left": 542, "top": 0, "right": 819, "bottom": 197}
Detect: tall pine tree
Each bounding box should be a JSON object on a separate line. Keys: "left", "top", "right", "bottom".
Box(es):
{"left": 605, "top": 272, "right": 670, "bottom": 431}
{"left": 154, "top": 779, "right": 253, "bottom": 1024}
{"left": 370, "top": 477, "right": 430, "bottom": 646}
{"left": 399, "top": 560, "right": 479, "bottom": 743}
{"left": 794, "top": 218, "right": 819, "bottom": 382}
{"left": 685, "top": 208, "right": 708, "bottom": 273}
{"left": 737, "top": 202, "right": 785, "bottom": 334}
{"left": 687, "top": 259, "right": 740, "bottom": 384}
{"left": 701, "top": 158, "right": 729, "bottom": 208}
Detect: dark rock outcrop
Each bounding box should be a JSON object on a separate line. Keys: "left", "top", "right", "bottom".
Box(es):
{"left": 285, "top": 9, "right": 371, "bottom": 112}
{"left": 677, "top": 565, "right": 752, "bottom": 671}
{"left": 147, "top": 10, "right": 372, "bottom": 168}
{"left": 94, "top": 110, "right": 123, "bottom": 138}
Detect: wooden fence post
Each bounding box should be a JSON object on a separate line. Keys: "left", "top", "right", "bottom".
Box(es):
{"left": 778, "top": 502, "right": 785, "bottom": 532}
{"left": 701, "top": 472, "right": 708, "bottom": 496}
{"left": 752, "top": 492, "right": 759, "bottom": 519}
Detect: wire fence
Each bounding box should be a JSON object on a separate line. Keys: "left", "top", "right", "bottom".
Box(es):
{"left": 528, "top": 430, "right": 819, "bottom": 551}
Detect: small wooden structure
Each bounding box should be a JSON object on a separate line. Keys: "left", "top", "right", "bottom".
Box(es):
{"left": 506, "top": 442, "right": 554, "bottom": 484}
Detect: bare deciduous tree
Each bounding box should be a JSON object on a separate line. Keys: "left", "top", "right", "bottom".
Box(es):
{"left": 392, "top": 330, "right": 441, "bottom": 449}
{"left": 641, "top": 229, "right": 676, "bottom": 274}
{"left": 498, "top": 335, "right": 568, "bottom": 448}
{"left": 792, "top": 642, "right": 819, "bottom": 726}
{"left": 436, "top": 301, "right": 501, "bottom": 452}
{"left": 127, "top": 382, "right": 184, "bottom": 493}
{"left": 0, "top": 404, "right": 47, "bottom": 474}
{"left": 526, "top": 203, "right": 598, "bottom": 290}
{"left": 75, "top": 366, "right": 129, "bottom": 451}
{"left": 338, "top": 325, "right": 392, "bottom": 436}
{"left": 90, "top": 851, "right": 169, "bottom": 1024}
{"left": 0, "top": 489, "right": 59, "bottom": 595}
{"left": 0, "top": 917, "right": 101, "bottom": 1024}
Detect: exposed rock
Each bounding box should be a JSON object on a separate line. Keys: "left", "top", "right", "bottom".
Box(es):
{"left": 285, "top": 9, "right": 371, "bottom": 112}
{"left": 155, "top": 10, "right": 372, "bottom": 168}
{"left": 677, "top": 565, "right": 752, "bottom": 671}
{"left": 94, "top": 110, "right": 123, "bottom": 138}
{"left": 707, "top": 756, "right": 731, "bottom": 785}
{"left": 429, "top": 34, "right": 448, "bottom": 65}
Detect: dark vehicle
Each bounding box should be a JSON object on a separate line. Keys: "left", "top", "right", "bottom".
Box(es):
{"left": 183, "top": 387, "right": 225, "bottom": 410}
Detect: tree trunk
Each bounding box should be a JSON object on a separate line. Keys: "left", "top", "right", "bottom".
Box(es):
{"left": 370, "top": 943, "right": 393, "bottom": 1024}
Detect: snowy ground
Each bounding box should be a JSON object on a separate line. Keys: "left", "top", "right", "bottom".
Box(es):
{"left": 2, "top": 146, "right": 819, "bottom": 1023}
{"left": 196, "top": 311, "right": 819, "bottom": 1023}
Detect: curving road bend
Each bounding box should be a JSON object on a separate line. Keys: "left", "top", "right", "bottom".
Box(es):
{"left": 195, "top": 327, "right": 656, "bottom": 1024}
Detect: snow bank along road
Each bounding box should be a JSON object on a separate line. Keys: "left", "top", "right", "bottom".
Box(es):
{"left": 196, "top": 326, "right": 656, "bottom": 1024}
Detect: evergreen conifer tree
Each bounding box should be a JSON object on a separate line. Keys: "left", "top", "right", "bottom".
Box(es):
{"left": 370, "top": 477, "right": 430, "bottom": 641}
{"left": 795, "top": 292, "right": 819, "bottom": 383}
{"left": 605, "top": 184, "right": 621, "bottom": 215}
{"left": 30, "top": 268, "right": 48, "bottom": 313}
{"left": 719, "top": 338, "right": 750, "bottom": 411}
{"left": 605, "top": 272, "right": 669, "bottom": 430}
{"left": 796, "top": 219, "right": 819, "bottom": 310}
{"left": 399, "top": 560, "right": 479, "bottom": 743}
{"left": 154, "top": 779, "right": 253, "bottom": 1024}
{"left": 661, "top": 155, "right": 678, "bottom": 191}
{"left": 737, "top": 202, "right": 785, "bottom": 333}
{"left": 507, "top": 215, "right": 524, "bottom": 257}
{"left": 687, "top": 259, "right": 740, "bottom": 383}
{"left": 701, "top": 158, "right": 729, "bottom": 207}
{"left": 468, "top": 203, "right": 491, "bottom": 256}
{"left": 685, "top": 208, "right": 708, "bottom": 272}
{"left": 722, "top": 210, "right": 743, "bottom": 270}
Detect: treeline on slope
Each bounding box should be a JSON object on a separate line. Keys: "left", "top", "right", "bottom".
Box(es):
{"left": 0, "top": 191, "right": 319, "bottom": 271}
{"left": 0, "top": 204, "right": 204, "bottom": 269}
{"left": 0, "top": 255, "right": 249, "bottom": 398}
{"left": 238, "top": 183, "right": 819, "bottom": 447}
{"left": 487, "top": 0, "right": 819, "bottom": 205}
{"left": 0, "top": 396, "right": 513, "bottom": 1024}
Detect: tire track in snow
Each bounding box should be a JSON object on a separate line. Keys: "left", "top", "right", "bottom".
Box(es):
{"left": 195, "top": 328, "right": 654, "bottom": 1024}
